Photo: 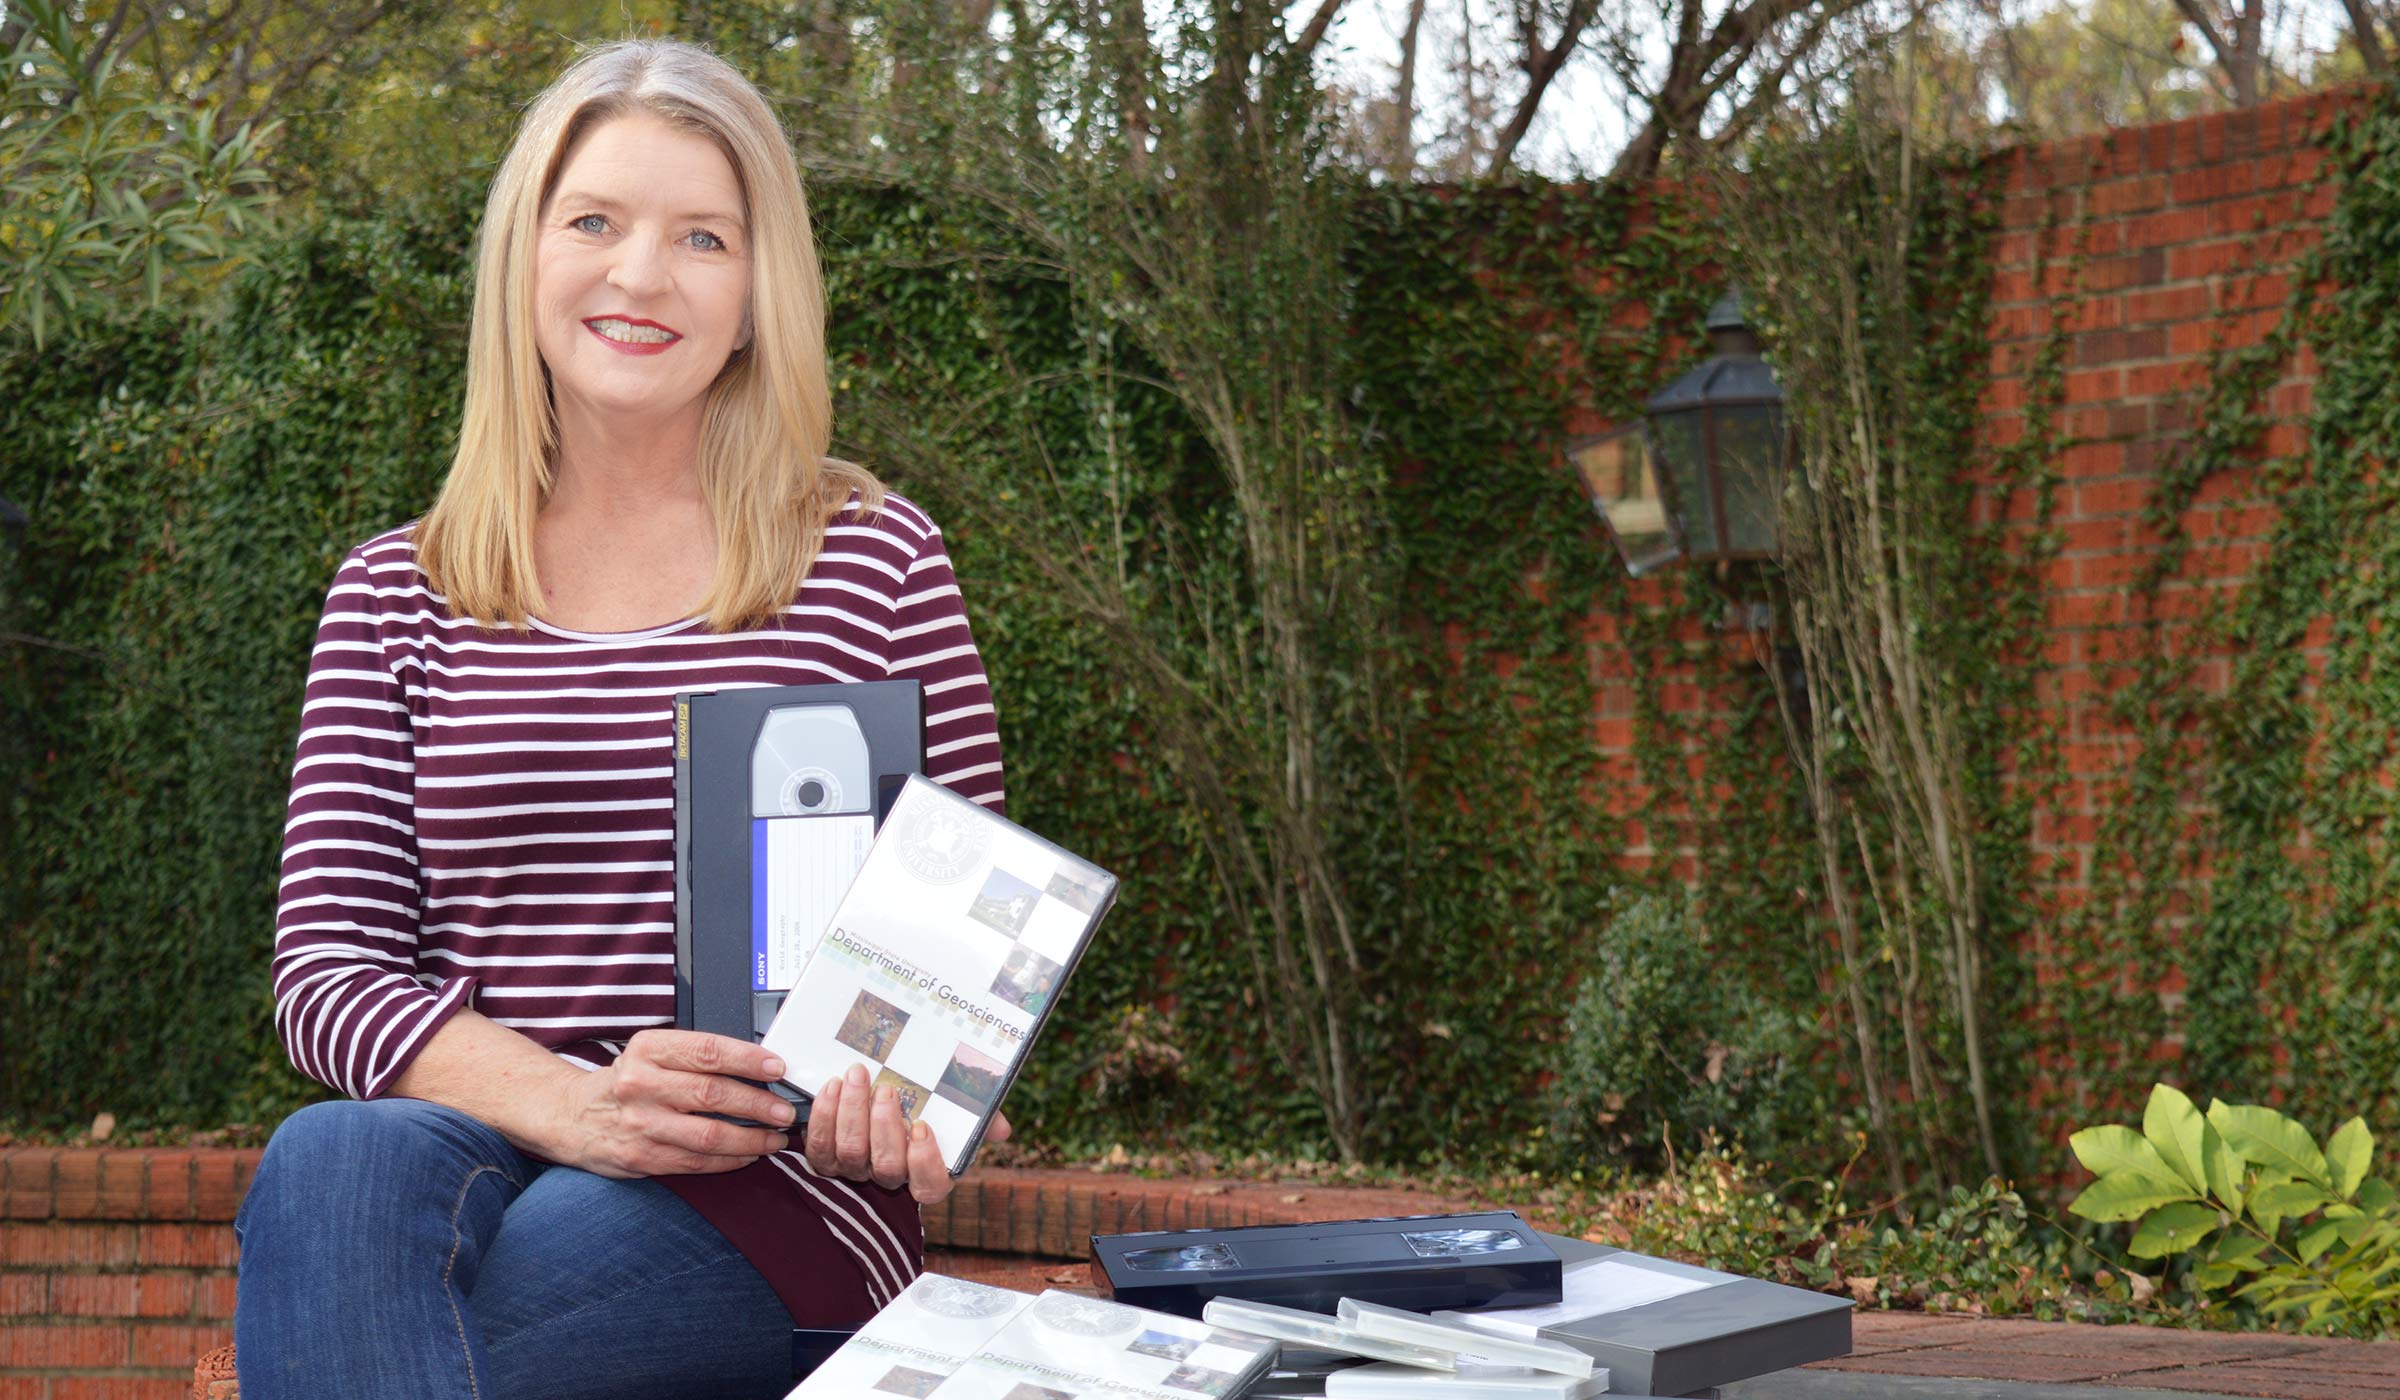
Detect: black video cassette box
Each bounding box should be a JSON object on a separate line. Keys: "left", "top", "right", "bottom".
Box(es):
{"left": 1090, "top": 1211, "right": 1561, "bottom": 1319}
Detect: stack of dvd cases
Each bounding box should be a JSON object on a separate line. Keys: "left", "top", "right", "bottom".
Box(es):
{"left": 1198, "top": 1295, "right": 1608, "bottom": 1398}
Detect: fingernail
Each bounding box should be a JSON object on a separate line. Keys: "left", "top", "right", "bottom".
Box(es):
{"left": 771, "top": 1133, "right": 790, "bottom": 1151}
{"left": 762, "top": 1057, "right": 786, "bottom": 1079}
{"left": 777, "top": 1103, "right": 797, "bottom": 1126}
{"left": 821, "top": 1077, "right": 840, "bottom": 1097}
{"left": 876, "top": 1085, "right": 894, "bottom": 1103}
{"left": 848, "top": 1063, "right": 870, "bottom": 1084}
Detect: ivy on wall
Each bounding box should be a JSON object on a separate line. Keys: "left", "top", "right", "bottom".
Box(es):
{"left": 1, "top": 165, "right": 1869, "bottom": 1168}
{"left": 17, "top": 89, "right": 2388, "bottom": 1180}
{"left": 2072, "top": 85, "right": 2400, "bottom": 1144}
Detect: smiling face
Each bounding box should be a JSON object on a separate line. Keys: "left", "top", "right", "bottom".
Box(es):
{"left": 533, "top": 110, "right": 752, "bottom": 436}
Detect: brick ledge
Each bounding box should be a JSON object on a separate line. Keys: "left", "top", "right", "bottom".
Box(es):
{"left": 1, "top": 1147, "right": 1467, "bottom": 1258}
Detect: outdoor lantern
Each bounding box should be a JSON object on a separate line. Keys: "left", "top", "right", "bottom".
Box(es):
{"left": 1570, "top": 290, "right": 1786, "bottom": 576}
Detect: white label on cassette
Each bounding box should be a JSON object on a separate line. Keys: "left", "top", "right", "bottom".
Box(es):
{"left": 752, "top": 815, "right": 876, "bottom": 991}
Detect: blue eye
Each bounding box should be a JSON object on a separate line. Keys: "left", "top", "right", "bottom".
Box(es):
{"left": 571, "top": 213, "right": 608, "bottom": 234}
{"left": 691, "top": 229, "right": 727, "bottom": 252}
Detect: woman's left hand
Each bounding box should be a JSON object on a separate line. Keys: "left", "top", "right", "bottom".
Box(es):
{"left": 803, "top": 1061, "right": 1012, "bottom": 1203}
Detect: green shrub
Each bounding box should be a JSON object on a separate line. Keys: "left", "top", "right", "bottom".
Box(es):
{"left": 1549, "top": 893, "right": 1819, "bottom": 1166}
{"left": 2070, "top": 1084, "right": 2400, "bottom": 1336}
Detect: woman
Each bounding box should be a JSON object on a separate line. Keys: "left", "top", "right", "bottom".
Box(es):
{"left": 235, "top": 39, "right": 1008, "bottom": 1400}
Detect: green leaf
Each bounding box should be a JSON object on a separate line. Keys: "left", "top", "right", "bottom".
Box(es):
{"left": 2203, "top": 1122, "right": 2245, "bottom": 1217}
{"left": 2130, "top": 1202, "right": 2220, "bottom": 1259}
{"left": 2209, "top": 1102, "right": 2332, "bottom": 1187}
{"left": 2072, "top": 1123, "right": 2178, "bottom": 1184}
{"left": 2359, "top": 1178, "right": 2394, "bottom": 1212}
{"left": 2144, "top": 1085, "right": 2210, "bottom": 1192}
{"left": 2250, "top": 1180, "right": 2332, "bottom": 1235}
{"left": 2295, "top": 1219, "right": 2341, "bottom": 1264}
{"left": 2211, "top": 1230, "right": 2270, "bottom": 1261}
{"left": 2069, "top": 1172, "right": 2200, "bottom": 1223}
{"left": 2325, "top": 1117, "right": 2372, "bottom": 1198}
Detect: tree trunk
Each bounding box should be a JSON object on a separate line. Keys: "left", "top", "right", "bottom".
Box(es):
{"left": 1390, "top": 0, "right": 1427, "bottom": 174}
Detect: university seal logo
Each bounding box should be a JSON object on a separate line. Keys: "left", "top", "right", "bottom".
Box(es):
{"left": 897, "top": 797, "right": 987, "bottom": 884}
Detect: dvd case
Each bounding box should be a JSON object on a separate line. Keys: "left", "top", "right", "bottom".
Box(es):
{"left": 783, "top": 1274, "right": 1032, "bottom": 1398}
{"left": 1337, "top": 1299, "right": 1593, "bottom": 1378}
{"left": 761, "top": 775, "right": 1119, "bottom": 1175}
{"left": 1198, "top": 1298, "right": 1457, "bottom": 1372}
{"left": 1323, "top": 1361, "right": 1611, "bottom": 1399}
{"left": 927, "top": 1288, "right": 1277, "bottom": 1399}
{"left": 1436, "top": 1234, "right": 1850, "bottom": 1397}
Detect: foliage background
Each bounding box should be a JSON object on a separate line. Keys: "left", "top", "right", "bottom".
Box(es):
{"left": 5, "top": 3, "right": 2399, "bottom": 1201}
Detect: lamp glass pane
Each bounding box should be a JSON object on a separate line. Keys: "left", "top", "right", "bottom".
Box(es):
{"left": 1713, "top": 403, "right": 1784, "bottom": 556}
{"left": 1648, "top": 408, "right": 1717, "bottom": 558}
{"left": 1569, "top": 425, "right": 1679, "bottom": 574}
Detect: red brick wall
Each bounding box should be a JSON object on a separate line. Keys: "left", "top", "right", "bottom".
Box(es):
{"left": 1983, "top": 93, "right": 2341, "bottom": 939}
{"left": 2, "top": 1150, "right": 251, "bottom": 1399}
{"left": 0, "top": 1147, "right": 1459, "bottom": 1395}
{"left": 1592, "top": 89, "right": 2349, "bottom": 932}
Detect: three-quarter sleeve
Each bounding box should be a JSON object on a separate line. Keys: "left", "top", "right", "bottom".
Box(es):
{"left": 883, "top": 510, "right": 1006, "bottom": 814}
{"left": 271, "top": 547, "right": 475, "bottom": 1099}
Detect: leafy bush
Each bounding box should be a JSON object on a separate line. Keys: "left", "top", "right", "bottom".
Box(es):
{"left": 1549, "top": 893, "right": 1821, "bottom": 1166}
{"left": 2070, "top": 1084, "right": 2400, "bottom": 1336}
{"left": 1575, "top": 1144, "right": 2108, "bottom": 1320}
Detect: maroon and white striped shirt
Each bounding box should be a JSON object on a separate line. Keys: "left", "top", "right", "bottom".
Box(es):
{"left": 273, "top": 491, "right": 1003, "bottom": 1321}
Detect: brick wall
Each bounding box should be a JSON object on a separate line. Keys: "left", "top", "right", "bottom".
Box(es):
{"left": 2, "top": 1150, "right": 251, "bottom": 1399}
{"left": 1593, "top": 89, "right": 2348, "bottom": 935}
{"left": 1982, "top": 91, "right": 2341, "bottom": 944}
{"left": 0, "top": 1147, "right": 1460, "bottom": 1396}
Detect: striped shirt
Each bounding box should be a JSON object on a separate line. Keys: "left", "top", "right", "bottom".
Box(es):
{"left": 273, "top": 491, "right": 1003, "bottom": 1322}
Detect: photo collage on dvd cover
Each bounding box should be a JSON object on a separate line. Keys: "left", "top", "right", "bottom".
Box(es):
{"left": 931, "top": 1290, "right": 1272, "bottom": 1400}
{"left": 772, "top": 776, "right": 1116, "bottom": 1169}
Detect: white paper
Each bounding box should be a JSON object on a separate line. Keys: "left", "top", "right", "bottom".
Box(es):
{"left": 755, "top": 815, "right": 873, "bottom": 989}
{"left": 1445, "top": 1258, "right": 1721, "bottom": 1338}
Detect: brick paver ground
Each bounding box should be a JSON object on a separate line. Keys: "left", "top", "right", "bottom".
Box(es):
{"left": 1812, "top": 1314, "right": 2400, "bottom": 1399}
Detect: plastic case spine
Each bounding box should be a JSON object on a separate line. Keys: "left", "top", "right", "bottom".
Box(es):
{"left": 1323, "top": 1360, "right": 1613, "bottom": 1399}
{"left": 1338, "top": 1298, "right": 1594, "bottom": 1379}
{"left": 673, "top": 693, "right": 698, "bottom": 1030}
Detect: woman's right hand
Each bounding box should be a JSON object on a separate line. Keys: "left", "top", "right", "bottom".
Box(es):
{"left": 543, "top": 1029, "right": 797, "bottom": 1178}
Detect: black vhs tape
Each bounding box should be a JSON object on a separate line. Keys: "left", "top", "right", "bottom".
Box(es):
{"left": 674, "top": 679, "right": 925, "bottom": 1112}
{"left": 1090, "top": 1211, "right": 1561, "bottom": 1319}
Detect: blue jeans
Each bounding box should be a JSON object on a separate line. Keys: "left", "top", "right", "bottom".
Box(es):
{"left": 234, "top": 1099, "right": 796, "bottom": 1400}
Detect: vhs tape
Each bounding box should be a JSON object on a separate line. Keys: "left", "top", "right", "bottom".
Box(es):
{"left": 1092, "top": 1212, "right": 1562, "bottom": 1318}
{"left": 674, "top": 679, "right": 925, "bottom": 1112}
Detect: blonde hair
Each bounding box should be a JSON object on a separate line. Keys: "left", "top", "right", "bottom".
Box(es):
{"left": 415, "top": 39, "right": 880, "bottom": 631}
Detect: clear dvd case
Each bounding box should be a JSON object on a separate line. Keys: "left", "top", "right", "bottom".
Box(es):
{"left": 1198, "top": 1298, "right": 1458, "bottom": 1372}
{"left": 1323, "top": 1359, "right": 1612, "bottom": 1399}
{"left": 1337, "top": 1298, "right": 1594, "bottom": 1378}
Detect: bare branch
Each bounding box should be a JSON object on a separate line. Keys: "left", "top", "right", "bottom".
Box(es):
{"left": 1485, "top": 0, "right": 1599, "bottom": 173}
{"left": 1614, "top": 0, "right": 1870, "bottom": 182}
{"left": 1294, "top": 0, "right": 1346, "bottom": 56}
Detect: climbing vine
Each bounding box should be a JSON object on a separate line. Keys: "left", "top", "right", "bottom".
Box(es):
{"left": 2072, "top": 85, "right": 2400, "bottom": 1143}
{"left": 11, "top": 40, "right": 2389, "bottom": 1193}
